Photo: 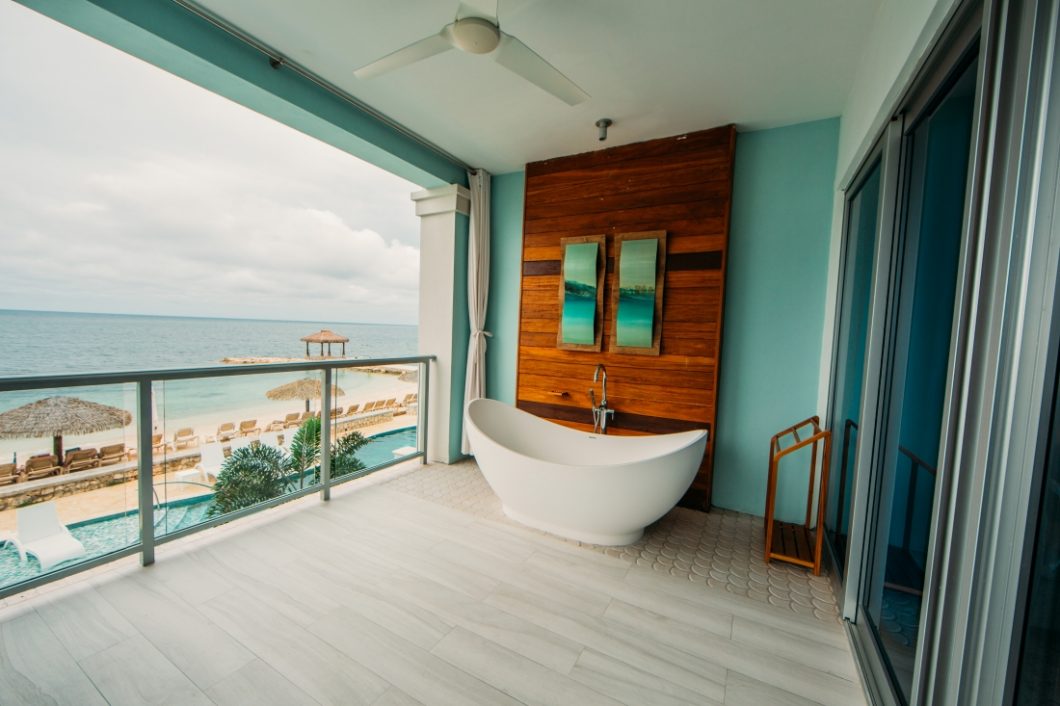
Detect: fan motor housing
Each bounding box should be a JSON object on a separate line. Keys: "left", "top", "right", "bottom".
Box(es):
{"left": 451, "top": 17, "right": 501, "bottom": 54}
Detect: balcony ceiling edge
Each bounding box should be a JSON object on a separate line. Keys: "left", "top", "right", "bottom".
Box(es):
{"left": 15, "top": 0, "right": 468, "bottom": 189}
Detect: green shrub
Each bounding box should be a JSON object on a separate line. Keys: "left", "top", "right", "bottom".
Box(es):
{"left": 207, "top": 417, "right": 370, "bottom": 516}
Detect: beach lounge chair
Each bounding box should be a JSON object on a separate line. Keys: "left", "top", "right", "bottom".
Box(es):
{"left": 216, "top": 422, "right": 237, "bottom": 443}
{"left": 173, "top": 428, "right": 199, "bottom": 450}
{"left": 298, "top": 411, "right": 314, "bottom": 425}
{"left": 344, "top": 403, "right": 361, "bottom": 417}
{"left": 238, "top": 420, "right": 261, "bottom": 437}
{"left": 283, "top": 412, "right": 302, "bottom": 429}
{"left": 384, "top": 398, "right": 397, "bottom": 409}
{"left": 0, "top": 463, "right": 17, "bottom": 486}
{"left": 98, "top": 443, "right": 126, "bottom": 466}
{"left": 362, "top": 401, "right": 377, "bottom": 413}
{"left": 152, "top": 433, "right": 167, "bottom": 455}
{"left": 264, "top": 419, "right": 285, "bottom": 432}
{"left": 178, "top": 442, "right": 224, "bottom": 483}
{"left": 63, "top": 448, "right": 99, "bottom": 473}
{"left": 11, "top": 502, "right": 86, "bottom": 571}
{"left": 330, "top": 407, "right": 344, "bottom": 419}
{"left": 24, "top": 454, "right": 61, "bottom": 481}
{"left": 258, "top": 432, "right": 282, "bottom": 450}
{"left": 229, "top": 436, "right": 255, "bottom": 454}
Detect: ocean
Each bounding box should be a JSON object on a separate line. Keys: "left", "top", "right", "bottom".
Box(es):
{"left": 0, "top": 310, "right": 419, "bottom": 455}
{"left": 0, "top": 309, "right": 416, "bottom": 377}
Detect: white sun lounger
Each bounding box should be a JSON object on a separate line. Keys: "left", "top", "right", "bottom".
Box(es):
{"left": 177, "top": 442, "right": 224, "bottom": 483}
{"left": 12, "top": 502, "right": 86, "bottom": 572}
{"left": 258, "top": 432, "right": 283, "bottom": 450}
{"left": 229, "top": 436, "right": 255, "bottom": 454}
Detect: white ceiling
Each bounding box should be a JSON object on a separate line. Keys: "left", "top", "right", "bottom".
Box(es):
{"left": 194, "top": 0, "right": 882, "bottom": 174}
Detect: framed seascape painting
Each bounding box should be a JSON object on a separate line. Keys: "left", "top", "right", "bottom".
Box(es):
{"left": 557, "top": 235, "right": 605, "bottom": 351}
{"left": 610, "top": 231, "right": 666, "bottom": 355}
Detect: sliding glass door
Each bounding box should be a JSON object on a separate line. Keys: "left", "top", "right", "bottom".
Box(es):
{"left": 858, "top": 54, "right": 979, "bottom": 704}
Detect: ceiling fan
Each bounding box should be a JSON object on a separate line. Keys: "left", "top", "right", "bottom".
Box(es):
{"left": 353, "top": 0, "right": 589, "bottom": 106}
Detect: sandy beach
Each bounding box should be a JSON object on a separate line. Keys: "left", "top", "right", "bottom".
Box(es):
{"left": 0, "top": 371, "right": 417, "bottom": 463}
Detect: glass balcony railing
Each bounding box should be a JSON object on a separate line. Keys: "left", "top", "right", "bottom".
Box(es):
{"left": 0, "top": 356, "right": 431, "bottom": 596}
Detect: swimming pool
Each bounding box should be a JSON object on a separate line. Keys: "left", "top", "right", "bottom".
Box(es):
{"left": 0, "top": 426, "right": 418, "bottom": 590}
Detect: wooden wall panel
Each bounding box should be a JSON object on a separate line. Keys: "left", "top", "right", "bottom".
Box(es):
{"left": 517, "top": 124, "right": 737, "bottom": 510}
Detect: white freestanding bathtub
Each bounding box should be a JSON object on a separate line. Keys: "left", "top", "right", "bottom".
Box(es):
{"left": 465, "top": 398, "right": 708, "bottom": 545}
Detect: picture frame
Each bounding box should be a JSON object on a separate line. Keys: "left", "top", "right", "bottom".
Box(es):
{"left": 557, "top": 234, "right": 606, "bottom": 351}
{"left": 610, "top": 231, "right": 666, "bottom": 355}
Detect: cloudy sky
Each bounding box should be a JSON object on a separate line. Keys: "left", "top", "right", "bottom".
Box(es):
{"left": 0, "top": 2, "right": 422, "bottom": 325}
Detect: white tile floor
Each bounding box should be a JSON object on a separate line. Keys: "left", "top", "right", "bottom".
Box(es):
{"left": 0, "top": 460, "right": 866, "bottom": 705}
{"left": 386, "top": 460, "right": 842, "bottom": 623}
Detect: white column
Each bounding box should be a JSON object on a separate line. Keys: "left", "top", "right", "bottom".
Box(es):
{"left": 412, "top": 184, "right": 470, "bottom": 463}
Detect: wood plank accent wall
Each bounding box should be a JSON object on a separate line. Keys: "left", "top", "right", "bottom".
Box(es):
{"left": 517, "top": 125, "right": 737, "bottom": 510}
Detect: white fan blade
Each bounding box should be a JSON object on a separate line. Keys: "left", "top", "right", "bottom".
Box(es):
{"left": 354, "top": 29, "right": 454, "bottom": 79}
{"left": 493, "top": 33, "right": 589, "bottom": 105}
{"left": 457, "top": 0, "right": 498, "bottom": 22}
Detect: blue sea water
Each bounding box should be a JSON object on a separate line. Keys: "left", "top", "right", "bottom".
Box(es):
{"left": 561, "top": 293, "right": 596, "bottom": 345}
{"left": 0, "top": 309, "right": 418, "bottom": 422}
{"left": 616, "top": 292, "right": 655, "bottom": 347}
{"left": 0, "top": 309, "right": 416, "bottom": 376}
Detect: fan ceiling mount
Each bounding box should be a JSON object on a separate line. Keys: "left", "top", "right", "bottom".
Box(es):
{"left": 353, "top": 0, "right": 589, "bottom": 106}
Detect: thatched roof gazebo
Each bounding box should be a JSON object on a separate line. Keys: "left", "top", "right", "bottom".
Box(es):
{"left": 301, "top": 329, "right": 349, "bottom": 358}
{"left": 0, "top": 396, "right": 132, "bottom": 463}
{"left": 266, "top": 378, "right": 345, "bottom": 412}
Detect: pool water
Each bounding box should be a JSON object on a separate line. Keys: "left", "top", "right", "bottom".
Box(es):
{"left": 0, "top": 427, "right": 418, "bottom": 590}
{"left": 353, "top": 426, "right": 418, "bottom": 469}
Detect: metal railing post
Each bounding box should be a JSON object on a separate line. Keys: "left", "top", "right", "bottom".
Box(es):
{"left": 320, "top": 368, "right": 332, "bottom": 501}
{"left": 419, "top": 360, "right": 429, "bottom": 464}
{"left": 136, "top": 380, "right": 155, "bottom": 566}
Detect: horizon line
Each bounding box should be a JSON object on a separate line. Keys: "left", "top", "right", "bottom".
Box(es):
{"left": 0, "top": 306, "right": 416, "bottom": 328}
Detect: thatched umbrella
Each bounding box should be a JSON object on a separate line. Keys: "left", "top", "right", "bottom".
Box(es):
{"left": 300, "top": 329, "right": 349, "bottom": 357}
{"left": 266, "top": 378, "right": 345, "bottom": 412}
{"left": 0, "top": 396, "right": 132, "bottom": 463}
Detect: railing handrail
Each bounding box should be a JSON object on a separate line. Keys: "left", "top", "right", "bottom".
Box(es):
{"left": 843, "top": 418, "right": 938, "bottom": 475}
{"left": 0, "top": 354, "right": 436, "bottom": 392}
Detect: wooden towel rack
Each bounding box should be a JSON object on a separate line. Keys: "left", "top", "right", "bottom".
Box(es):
{"left": 765, "top": 416, "right": 832, "bottom": 576}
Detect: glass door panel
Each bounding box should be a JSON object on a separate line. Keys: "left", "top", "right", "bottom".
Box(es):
{"left": 861, "top": 58, "right": 978, "bottom": 704}
{"left": 1015, "top": 360, "right": 1060, "bottom": 704}
{"left": 822, "top": 159, "right": 881, "bottom": 572}
{"left": 827, "top": 161, "right": 882, "bottom": 576}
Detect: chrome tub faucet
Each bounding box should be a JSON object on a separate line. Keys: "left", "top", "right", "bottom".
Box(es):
{"left": 589, "top": 363, "right": 615, "bottom": 434}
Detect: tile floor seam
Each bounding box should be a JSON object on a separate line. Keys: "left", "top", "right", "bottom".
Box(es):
{"left": 181, "top": 583, "right": 277, "bottom": 693}
{"left": 29, "top": 602, "right": 113, "bottom": 705}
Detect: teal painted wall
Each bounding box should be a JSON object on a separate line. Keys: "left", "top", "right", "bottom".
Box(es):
{"left": 448, "top": 212, "right": 471, "bottom": 461}
{"left": 713, "top": 118, "right": 839, "bottom": 519}
{"left": 486, "top": 172, "right": 525, "bottom": 404}
{"left": 18, "top": 0, "right": 465, "bottom": 188}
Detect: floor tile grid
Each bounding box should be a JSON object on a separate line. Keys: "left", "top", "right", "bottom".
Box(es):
{"left": 385, "top": 461, "right": 842, "bottom": 624}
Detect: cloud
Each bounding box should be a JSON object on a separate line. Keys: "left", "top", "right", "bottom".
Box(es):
{"left": 0, "top": 2, "right": 422, "bottom": 325}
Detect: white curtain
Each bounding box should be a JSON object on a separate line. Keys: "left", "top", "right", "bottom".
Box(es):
{"left": 463, "top": 169, "right": 491, "bottom": 454}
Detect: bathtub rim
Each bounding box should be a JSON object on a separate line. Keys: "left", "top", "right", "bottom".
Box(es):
{"left": 465, "top": 397, "right": 708, "bottom": 471}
